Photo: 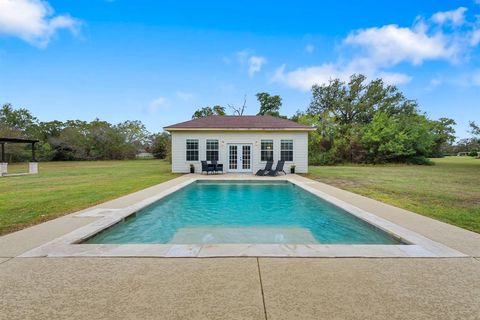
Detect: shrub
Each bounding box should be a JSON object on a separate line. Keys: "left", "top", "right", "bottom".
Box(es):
{"left": 405, "top": 156, "right": 434, "bottom": 165}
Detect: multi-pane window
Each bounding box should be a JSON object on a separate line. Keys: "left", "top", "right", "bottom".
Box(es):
{"left": 261, "top": 140, "right": 274, "bottom": 162}
{"left": 186, "top": 139, "right": 199, "bottom": 161}
{"left": 280, "top": 140, "right": 293, "bottom": 161}
{"left": 206, "top": 140, "right": 219, "bottom": 161}
{"left": 229, "top": 145, "right": 238, "bottom": 170}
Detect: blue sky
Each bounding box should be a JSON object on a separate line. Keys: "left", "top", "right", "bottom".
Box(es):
{"left": 0, "top": 0, "right": 479, "bottom": 138}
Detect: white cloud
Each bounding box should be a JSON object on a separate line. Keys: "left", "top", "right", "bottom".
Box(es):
{"left": 471, "top": 29, "right": 480, "bottom": 46}
{"left": 148, "top": 97, "right": 168, "bottom": 113}
{"left": 427, "top": 77, "right": 442, "bottom": 90}
{"left": 175, "top": 91, "right": 195, "bottom": 102}
{"left": 305, "top": 44, "right": 315, "bottom": 53}
{"left": 272, "top": 7, "right": 478, "bottom": 91}
{"left": 0, "top": 0, "right": 80, "bottom": 48}
{"left": 236, "top": 49, "right": 250, "bottom": 63}
{"left": 248, "top": 56, "right": 266, "bottom": 77}
{"left": 271, "top": 62, "right": 411, "bottom": 91}
{"left": 375, "top": 71, "right": 412, "bottom": 85}
{"left": 234, "top": 50, "right": 267, "bottom": 77}
{"left": 344, "top": 24, "right": 458, "bottom": 66}
{"left": 431, "top": 7, "right": 467, "bottom": 26}
{"left": 272, "top": 64, "right": 343, "bottom": 91}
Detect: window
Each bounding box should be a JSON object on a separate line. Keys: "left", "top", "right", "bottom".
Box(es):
{"left": 280, "top": 140, "right": 293, "bottom": 161}
{"left": 186, "top": 139, "right": 198, "bottom": 161}
{"left": 206, "top": 140, "right": 219, "bottom": 161}
{"left": 261, "top": 140, "right": 273, "bottom": 161}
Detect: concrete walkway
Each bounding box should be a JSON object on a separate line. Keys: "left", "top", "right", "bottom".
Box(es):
{"left": 1, "top": 174, "right": 480, "bottom": 319}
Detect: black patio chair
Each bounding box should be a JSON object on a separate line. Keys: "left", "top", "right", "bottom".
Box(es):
{"left": 268, "top": 160, "right": 286, "bottom": 176}
{"left": 255, "top": 161, "right": 273, "bottom": 176}
{"left": 201, "top": 161, "right": 215, "bottom": 175}
{"left": 211, "top": 160, "right": 223, "bottom": 174}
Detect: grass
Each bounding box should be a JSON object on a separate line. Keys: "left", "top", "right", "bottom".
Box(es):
{"left": 0, "top": 160, "right": 180, "bottom": 235}
{"left": 307, "top": 156, "right": 480, "bottom": 234}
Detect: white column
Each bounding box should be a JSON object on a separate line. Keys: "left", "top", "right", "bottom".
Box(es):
{"left": 29, "top": 162, "right": 38, "bottom": 174}
{"left": 0, "top": 162, "right": 7, "bottom": 176}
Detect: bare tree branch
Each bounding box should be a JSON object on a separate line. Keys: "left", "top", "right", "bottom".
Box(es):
{"left": 228, "top": 95, "right": 247, "bottom": 116}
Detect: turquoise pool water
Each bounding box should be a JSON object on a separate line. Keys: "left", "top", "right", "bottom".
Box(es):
{"left": 85, "top": 181, "right": 403, "bottom": 244}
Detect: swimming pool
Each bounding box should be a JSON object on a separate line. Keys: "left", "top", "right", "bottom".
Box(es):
{"left": 85, "top": 181, "right": 403, "bottom": 245}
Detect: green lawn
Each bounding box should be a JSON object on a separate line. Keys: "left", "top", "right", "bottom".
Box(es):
{"left": 307, "top": 157, "right": 480, "bottom": 233}
{"left": 0, "top": 160, "right": 179, "bottom": 235}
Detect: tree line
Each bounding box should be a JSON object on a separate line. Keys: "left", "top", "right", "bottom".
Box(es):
{"left": 0, "top": 104, "right": 170, "bottom": 162}
{"left": 2, "top": 73, "right": 478, "bottom": 164}
{"left": 192, "top": 74, "right": 478, "bottom": 165}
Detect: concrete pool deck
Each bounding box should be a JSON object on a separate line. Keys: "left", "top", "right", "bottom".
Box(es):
{"left": 1, "top": 173, "right": 480, "bottom": 319}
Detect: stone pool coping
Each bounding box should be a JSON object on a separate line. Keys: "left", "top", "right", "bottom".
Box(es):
{"left": 19, "top": 175, "right": 467, "bottom": 258}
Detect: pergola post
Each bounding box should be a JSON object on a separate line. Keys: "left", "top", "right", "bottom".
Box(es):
{"left": 0, "top": 143, "right": 6, "bottom": 176}
{"left": 29, "top": 142, "right": 38, "bottom": 174}
{"left": 31, "top": 142, "right": 37, "bottom": 162}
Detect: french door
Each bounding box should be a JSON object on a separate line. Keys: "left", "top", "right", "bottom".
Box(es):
{"left": 228, "top": 144, "right": 252, "bottom": 172}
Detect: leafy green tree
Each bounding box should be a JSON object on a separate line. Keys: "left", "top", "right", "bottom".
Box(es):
{"left": 470, "top": 121, "right": 480, "bottom": 138}
{"left": 256, "top": 92, "right": 282, "bottom": 117}
{"left": 294, "top": 112, "right": 338, "bottom": 165}
{"left": 0, "top": 103, "right": 157, "bottom": 162}
{"left": 302, "top": 74, "right": 442, "bottom": 164}
{"left": 149, "top": 132, "right": 171, "bottom": 160}
{"left": 308, "top": 75, "right": 418, "bottom": 126}
{"left": 0, "top": 103, "right": 38, "bottom": 134}
{"left": 192, "top": 105, "right": 226, "bottom": 118}
{"left": 429, "top": 118, "right": 456, "bottom": 157}
{"left": 361, "top": 112, "right": 434, "bottom": 163}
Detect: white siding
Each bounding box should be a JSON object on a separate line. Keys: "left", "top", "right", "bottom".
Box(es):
{"left": 170, "top": 131, "right": 309, "bottom": 173}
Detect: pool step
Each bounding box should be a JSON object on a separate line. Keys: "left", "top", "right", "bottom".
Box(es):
{"left": 170, "top": 226, "right": 317, "bottom": 244}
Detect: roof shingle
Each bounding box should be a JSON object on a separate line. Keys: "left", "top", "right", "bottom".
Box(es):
{"left": 164, "top": 115, "right": 313, "bottom": 131}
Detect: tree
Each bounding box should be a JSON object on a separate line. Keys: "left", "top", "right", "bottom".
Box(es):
{"left": 294, "top": 111, "right": 338, "bottom": 165}
{"left": 256, "top": 92, "right": 282, "bottom": 117}
{"left": 0, "top": 103, "right": 160, "bottom": 162}
{"left": 470, "top": 121, "right": 480, "bottom": 138}
{"left": 308, "top": 74, "right": 415, "bottom": 126}
{"left": 303, "top": 74, "right": 440, "bottom": 164}
{"left": 192, "top": 105, "right": 226, "bottom": 119}
{"left": 361, "top": 112, "right": 434, "bottom": 163}
{"left": 149, "top": 132, "right": 171, "bottom": 160}
{"left": 228, "top": 95, "right": 247, "bottom": 116}
{"left": 429, "top": 118, "right": 456, "bottom": 157}
{"left": 0, "top": 103, "right": 38, "bottom": 133}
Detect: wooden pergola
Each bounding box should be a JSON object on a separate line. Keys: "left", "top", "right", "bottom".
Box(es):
{"left": 0, "top": 137, "right": 40, "bottom": 162}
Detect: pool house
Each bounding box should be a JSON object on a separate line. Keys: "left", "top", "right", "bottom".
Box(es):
{"left": 164, "top": 115, "right": 315, "bottom": 174}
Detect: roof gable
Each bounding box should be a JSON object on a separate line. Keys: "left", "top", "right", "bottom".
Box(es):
{"left": 164, "top": 115, "right": 313, "bottom": 131}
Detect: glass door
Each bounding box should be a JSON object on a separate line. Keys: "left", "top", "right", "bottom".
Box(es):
{"left": 229, "top": 145, "right": 238, "bottom": 170}
{"left": 228, "top": 144, "right": 252, "bottom": 172}
{"left": 242, "top": 145, "right": 251, "bottom": 170}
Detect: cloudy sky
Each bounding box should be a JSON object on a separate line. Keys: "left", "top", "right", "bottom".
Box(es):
{"left": 0, "top": 0, "right": 479, "bottom": 137}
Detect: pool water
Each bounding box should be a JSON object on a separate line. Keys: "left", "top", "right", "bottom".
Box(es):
{"left": 85, "top": 181, "right": 403, "bottom": 244}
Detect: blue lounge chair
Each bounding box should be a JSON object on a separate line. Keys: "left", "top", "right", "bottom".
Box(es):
{"left": 268, "top": 160, "right": 286, "bottom": 176}
{"left": 255, "top": 161, "right": 273, "bottom": 176}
